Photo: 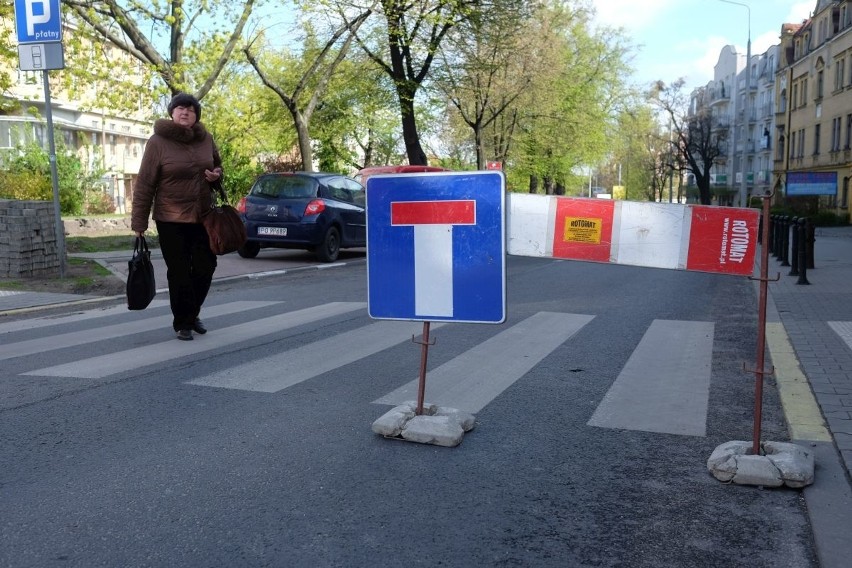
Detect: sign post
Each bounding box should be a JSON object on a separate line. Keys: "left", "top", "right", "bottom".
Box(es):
{"left": 14, "top": 0, "right": 66, "bottom": 277}
{"left": 367, "top": 171, "right": 506, "bottom": 415}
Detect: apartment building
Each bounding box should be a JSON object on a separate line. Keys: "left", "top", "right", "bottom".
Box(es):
{"left": 0, "top": 18, "right": 152, "bottom": 213}
{"left": 688, "top": 42, "right": 777, "bottom": 207}
{"left": 774, "top": 0, "right": 852, "bottom": 223}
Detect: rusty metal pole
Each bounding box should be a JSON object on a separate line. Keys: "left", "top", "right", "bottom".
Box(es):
{"left": 750, "top": 191, "right": 776, "bottom": 456}
{"left": 415, "top": 322, "right": 432, "bottom": 416}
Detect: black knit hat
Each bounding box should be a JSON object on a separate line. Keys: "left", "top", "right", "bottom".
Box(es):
{"left": 167, "top": 92, "right": 201, "bottom": 121}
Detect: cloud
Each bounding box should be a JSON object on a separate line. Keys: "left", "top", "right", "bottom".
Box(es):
{"left": 785, "top": 1, "right": 813, "bottom": 22}
{"left": 591, "top": 0, "right": 676, "bottom": 30}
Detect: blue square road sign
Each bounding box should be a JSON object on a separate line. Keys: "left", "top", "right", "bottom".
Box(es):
{"left": 366, "top": 171, "right": 506, "bottom": 324}
{"left": 15, "top": 0, "right": 62, "bottom": 44}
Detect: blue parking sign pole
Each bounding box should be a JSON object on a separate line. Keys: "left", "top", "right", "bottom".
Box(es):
{"left": 14, "top": 0, "right": 66, "bottom": 277}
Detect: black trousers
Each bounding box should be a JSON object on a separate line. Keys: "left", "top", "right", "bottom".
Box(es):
{"left": 155, "top": 221, "right": 217, "bottom": 331}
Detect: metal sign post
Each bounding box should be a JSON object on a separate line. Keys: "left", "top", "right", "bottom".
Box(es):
{"left": 14, "top": 0, "right": 66, "bottom": 277}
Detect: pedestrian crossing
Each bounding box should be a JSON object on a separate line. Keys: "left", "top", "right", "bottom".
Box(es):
{"left": 1, "top": 300, "right": 730, "bottom": 437}
{"left": 829, "top": 321, "right": 852, "bottom": 351}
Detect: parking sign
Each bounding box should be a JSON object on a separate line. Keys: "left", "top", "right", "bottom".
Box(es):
{"left": 367, "top": 171, "right": 506, "bottom": 324}
{"left": 14, "top": 0, "right": 62, "bottom": 44}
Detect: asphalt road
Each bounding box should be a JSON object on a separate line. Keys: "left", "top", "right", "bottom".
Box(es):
{"left": 0, "top": 257, "right": 817, "bottom": 567}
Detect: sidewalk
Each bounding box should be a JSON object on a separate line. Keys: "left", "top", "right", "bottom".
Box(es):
{"left": 0, "top": 247, "right": 364, "bottom": 314}
{"left": 760, "top": 225, "right": 852, "bottom": 568}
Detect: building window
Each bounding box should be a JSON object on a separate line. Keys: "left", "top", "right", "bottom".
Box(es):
{"left": 832, "top": 117, "right": 842, "bottom": 151}
{"left": 814, "top": 123, "right": 821, "bottom": 155}
{"left": 799, "top": 129, "right": 806, "bottom": 157}
{"left": 836, "top": 59, "right": 845, "bottom": 90}
{"left": 846, "top": 114, "right": 852, "bottom": 149}
{"left": 0, "top": 122, "right": 10, "bottom": 149}
{"left": 816, "top": 71, "right": 823, "bottom": 100}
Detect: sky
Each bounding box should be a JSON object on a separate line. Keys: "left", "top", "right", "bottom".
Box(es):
{"left": 591, "top": 0, "right": 816, "bottom": 91}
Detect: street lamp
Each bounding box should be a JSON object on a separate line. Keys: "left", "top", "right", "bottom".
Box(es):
{"left": 719, "top": 0, "right": 751, "bottom": 208}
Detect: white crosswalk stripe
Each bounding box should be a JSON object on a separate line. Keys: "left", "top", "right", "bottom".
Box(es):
{"left": 23, "top": 302, "right": 366, "bottom": 379}
{"left": 0, "top": 300, "right": 170, "bottom": 335}
{"left": 189, "top": 320, "right": 448, "bottom": 392}
{"left": 373, "top": 312, "right": 594, "bottom": 413}
{"left": 4, "top": 301, "right": 718, "bottom": 435}
{"left": 0, "top": 301, "right": 280, "bottom": 361}
{"left": 587, "top": 320, "right": 714, "bottom": 437}
{"left": 829, "top": 321, "right": 852, "bottom": 352}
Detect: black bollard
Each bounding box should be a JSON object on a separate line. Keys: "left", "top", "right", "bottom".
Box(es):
{"left": 781, "top": 215, "right": 791, "bottom": 267}
{"left": 788, "top": 217, "right": 799, "bottom": 276}
{"left": 769, "top": 214, "right": 777, "bottom": 254}
{"left": 806, "top": 218, "right": 816, "bottom": 269}
{"left": 771, "top": 214, "right": 779, "bottom": 257}
{"left": 796, "top": 218, "right": 810, "bottom": 285}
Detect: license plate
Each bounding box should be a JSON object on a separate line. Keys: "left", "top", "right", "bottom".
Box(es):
{"left": 258, "top": 226, "right": 287, "bottom": 236}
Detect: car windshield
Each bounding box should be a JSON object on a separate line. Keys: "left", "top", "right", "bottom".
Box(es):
{"left": 251, "top": 176, "right": 316, "bottom": 198}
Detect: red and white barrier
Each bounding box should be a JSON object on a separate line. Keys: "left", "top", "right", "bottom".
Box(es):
{"left": 507, "top": 194, "right": 760, "bottom": 276}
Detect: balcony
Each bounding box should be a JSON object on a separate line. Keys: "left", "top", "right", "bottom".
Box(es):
{"left": 735, "top": 172, "right": 755, "bottom": 186}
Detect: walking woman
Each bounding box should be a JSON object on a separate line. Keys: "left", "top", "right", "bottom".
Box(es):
{"left": 132, "top": 93, "right": 222, "bottom": 341}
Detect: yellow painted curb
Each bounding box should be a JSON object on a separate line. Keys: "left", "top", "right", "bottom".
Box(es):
{"left": 766, "top": 322, "right": 832, "bottom": 442}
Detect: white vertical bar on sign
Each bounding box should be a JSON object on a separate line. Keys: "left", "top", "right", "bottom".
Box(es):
{"left": 414, "top": 225, "right": 454, "bottom": 317}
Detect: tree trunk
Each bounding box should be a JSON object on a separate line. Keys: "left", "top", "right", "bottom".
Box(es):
{"left": 398, "top": 91, "right": 427, "bottom": 165}
{"left": 529, "top": 175, "right": 539, "bottom": 194}
{"left": 291, "top": 109, "right": 313, "bottom": 171}
{"left": 474, "top": 125, "right": 485, "bottom": 170}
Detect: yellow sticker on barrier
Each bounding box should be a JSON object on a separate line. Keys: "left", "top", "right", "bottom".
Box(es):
{"left": 563, "top": 217, "right": 602, "bottom": 244}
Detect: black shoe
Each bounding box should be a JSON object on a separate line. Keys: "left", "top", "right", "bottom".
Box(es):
{"left": 192, "top": 319, "right": 207, "bottom": 334}
{"left": 177, "top": 329, "right": 193, "bottom": 341}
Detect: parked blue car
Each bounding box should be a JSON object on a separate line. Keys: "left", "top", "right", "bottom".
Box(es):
{"left": 236, "top": 172, "right": 366, "bottom": 262}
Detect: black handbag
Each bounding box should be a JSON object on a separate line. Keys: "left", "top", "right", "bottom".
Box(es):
{"left": 126, "top": 236, "right": 156, "bottom": 310}
{"left": 203, "top": 179, "right": 247, "bottom": 255}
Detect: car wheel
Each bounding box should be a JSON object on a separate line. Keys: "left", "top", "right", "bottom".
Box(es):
{"left": 316, "top": 226, "right": 340, "bottom": 262}
{"left": 237, "top": 241, "right": 261, "bottom": 258}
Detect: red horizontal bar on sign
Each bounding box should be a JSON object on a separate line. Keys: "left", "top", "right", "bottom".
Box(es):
{"left": 391, "top": 200, "right": 476, "bottom": 225}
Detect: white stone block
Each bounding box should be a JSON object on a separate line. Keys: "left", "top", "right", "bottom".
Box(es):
{"left": 435, "top": 407, "right": 476, "bottom": 431}
{"left": 372, "top": 407, "right": 414, "bottom": 437}
{"left": 401, "top": 415, "right": 464, "bottom": 447}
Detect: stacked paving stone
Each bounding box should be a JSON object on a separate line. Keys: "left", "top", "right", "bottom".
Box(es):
{"left": 0, "top": 199, "right": 60, "bottom": 278}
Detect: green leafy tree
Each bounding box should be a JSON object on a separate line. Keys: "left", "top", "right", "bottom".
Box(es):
{"left": 311, "top": 50, "right": 403, "bottom": 172}
{"left": 63, "top": 0, "right": 260, "bottom": 100}
{"left": 329, "top": 0, "right": 485, "bottom": 166}
{"left": 0, "top": 141, "right": 97, "bottom": 215}
{"left": 605, "top": 102, "right": 664, "bottom": 201}
{"left": 432, "top": 1, "right": 535, "bottom": 169}
{"left": 243, "top": 8, "right": 371, "bottom": 171}
{"left": 0, "top": 2, "right": 17, "bottom": 112}
{"left": 650, "top": 79, "right": 726, "bottom": 205}
{"left": 490, "top": 2, "right": 629, "bottom": 194}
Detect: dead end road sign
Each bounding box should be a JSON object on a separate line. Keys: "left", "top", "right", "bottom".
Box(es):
{"left": 366, "top": 171, "right": 506, "bottom": 324}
